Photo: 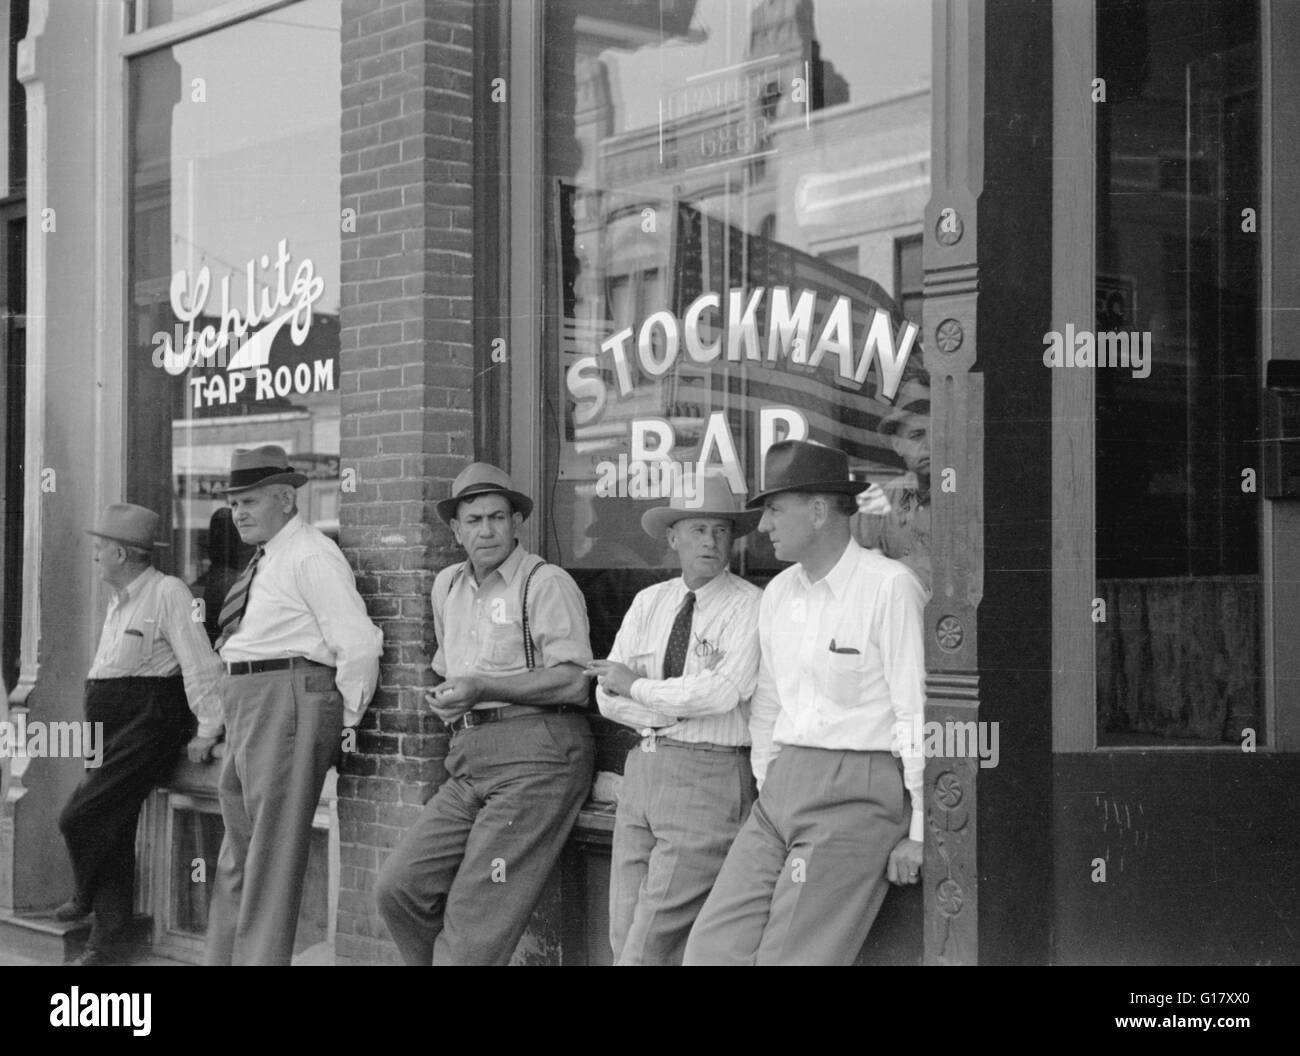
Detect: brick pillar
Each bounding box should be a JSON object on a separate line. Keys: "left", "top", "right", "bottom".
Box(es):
{"left": 336, "top": 0, "right": 474, "bottom": 965}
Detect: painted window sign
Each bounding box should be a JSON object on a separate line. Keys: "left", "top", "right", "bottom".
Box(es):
{"left": 541, "top": 0, "right": 933, "bottom": 578}
{"left": 154, "top": 239, "right": 336, "bottom": 409}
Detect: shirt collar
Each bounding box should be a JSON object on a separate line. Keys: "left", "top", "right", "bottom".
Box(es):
{"left": 681, "top": 569, "right": 730, "bottom": 605}
{"left": 470, "top": 540, "right": 529, "bottom": 588}
{"left": 795, "top": 539, "right": 863, "bottom": 601}
{"left": 263, "top": 513, "right": 303, "bottom": 557}
{"left": 113, "top": 566, "right": 158, "bottom": 605}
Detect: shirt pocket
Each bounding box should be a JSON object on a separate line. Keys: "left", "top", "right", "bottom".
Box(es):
{"left": 483, "top": 618, "right": 523, "bottom": 669}
{"left": 822, "top": 646, "right": 865, "bottom": 707}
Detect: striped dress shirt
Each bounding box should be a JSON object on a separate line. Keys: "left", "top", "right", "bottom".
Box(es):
{"left": 88, "top": 567, "right": 225, "bottom": 738}
{"left": 597, "top": 570, "right": 762, "bottom": 747}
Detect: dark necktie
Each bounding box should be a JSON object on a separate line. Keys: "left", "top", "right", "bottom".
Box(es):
{"left": 215, "top": 546, "right": 264, "bottom": 649}
{"left": 662, "top": 590, "right": 696, "bottom": 679}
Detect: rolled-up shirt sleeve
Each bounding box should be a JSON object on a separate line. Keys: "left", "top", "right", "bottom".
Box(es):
{"left": 158, "top": 579, "right": 225, "bottom": 739}
{"left": 295, "top": 551, "right": 383, "bottom": 727}
{"left": 530, "top": 567, "right": 593, "bottom": 669}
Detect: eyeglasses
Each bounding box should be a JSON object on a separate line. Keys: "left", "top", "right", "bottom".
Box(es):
{"left": 693, "top": 633, "right": 716, "bottom": 659}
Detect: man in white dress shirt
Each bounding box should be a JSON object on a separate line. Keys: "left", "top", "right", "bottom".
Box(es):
{"left": 588, "top": 472, "right": 762, "bottom": 965}
{"left": 684, "top": 439, "right": 926, "bottom": 966}
{"left": 205, "top": 445, "right": 382, "bottom": 966}
{"left": 58, "top": 503, "right": 225, "bottom": 965}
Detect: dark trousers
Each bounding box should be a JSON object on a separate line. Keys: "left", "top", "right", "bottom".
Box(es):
{"left": 58, "top": 676, "right": 194, "bottom": 947}
{"left": 205, "top": 662, "right": 342, "bottom": 966}
{"left": 683, "top": 746, "right": 908, "bottom": 966}
{"left": 376, "top": 712, "right": 595, "bottom": 965}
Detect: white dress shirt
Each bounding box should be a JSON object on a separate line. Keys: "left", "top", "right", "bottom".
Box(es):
{"left": 597, "top": 570, "right": 762, "bottom": 747}
{"left": 220, "top": 514, "right": 383, "bottom": 727}
{"left": 88, "top": 567, "right": 224, "bottom": 739}
{"left": 749, "top": 539, "right": 926, "bottom": 842}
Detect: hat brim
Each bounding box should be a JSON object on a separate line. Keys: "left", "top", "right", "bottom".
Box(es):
{"left": 641, "top": 506, "right": 762, "bottom": 540}
{"left": 220, "top": 471, "right": 309, "bottom": 494}
{"left": 86, "top": 529, "right": 169, "bottom": 550}
{"left": 437, "top": 486, "right": 534, "bottom": 525}
{"left": 745, "top": 478, "right": 869, "bottom": 509}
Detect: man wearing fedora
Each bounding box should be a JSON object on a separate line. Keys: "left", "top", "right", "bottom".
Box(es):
{"left": 375, "top": 462, "right": 595, "bottom": 965}
{"left": 58, "top": 503, "right": 224, "bottom": 965}
{"left": 205, "top": 445, "right": 382, "bottom": 965}
{"left": 684, "top": 439, "right": 926, "bottom": 966}
{"left": 588, "top": 470, "right": 763, "bottom": 965}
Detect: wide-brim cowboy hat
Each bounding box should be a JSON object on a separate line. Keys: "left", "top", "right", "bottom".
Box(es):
{"left": 746, "top": 439, "right": 869, "bottom": 509}
{"left": 86, "top": 502, "right": 169, "bottom": 550}
{"left": 436, "top": 462, "right": 534, "bottom": 524}
{"left": 220, "top": 445, "right": 309, "bottom": 494}
{"left": 641, "top": 469, "right": 761, "bottom": 539}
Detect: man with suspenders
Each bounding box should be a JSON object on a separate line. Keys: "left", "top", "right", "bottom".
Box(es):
{"left": 376, "top": 463, "right": 595, "bottom": 965}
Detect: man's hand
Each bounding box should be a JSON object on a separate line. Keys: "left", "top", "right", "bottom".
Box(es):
{"left": 186, "top": 734, "right": 221, "bottom": 764}
{"left": 857, "top": 482, "right": 893, "bottom": 517}
{"left": 886, "top": 837, "right": 923, "bottom": 885}
{"left": 585, "top": 660, "right": 640, "bottom": 698}
{"left": 425, "top": 677, "right": 482, "bottom": 725}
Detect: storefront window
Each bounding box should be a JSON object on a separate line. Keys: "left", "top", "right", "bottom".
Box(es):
{"left": 126, "top": 0, "right": 341, "bottom": 590}
{"left": 541, "top": 0, "right": 932, "bottom": 655}
{"left": 1093, "top": 0, "right": 1261, "bottom": 745}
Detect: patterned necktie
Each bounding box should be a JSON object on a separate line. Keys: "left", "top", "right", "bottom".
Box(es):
{"left": 215, "top": 546, "right": 264, "bottom": 649}
{"left": 662, "top": 590, "right": 696, "bottom": 679}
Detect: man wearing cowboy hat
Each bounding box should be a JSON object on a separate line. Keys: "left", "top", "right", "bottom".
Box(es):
{"left": 375, "top": 462, "right": 595, "bottom": 965}
{"left": 588, "top": 469, "right": 763, "bottom": 965}
{"left": 684, "top": 439, "right": 926, "bottom": 966}
{"left": 205, "top": 445, "right": 382, "bottom": 965}
{"left": 856, "top": 375, "right": 932, "bottom": 593}
{"left": 58, "top": 503, "right": 224, "bottom": 965}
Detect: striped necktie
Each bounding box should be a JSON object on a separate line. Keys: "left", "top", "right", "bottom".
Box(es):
{"left": 662, "top": 590, "right": 696, "bottom": 679}
{"left": 215, "top": 546, "right": 264, "bottom": 650}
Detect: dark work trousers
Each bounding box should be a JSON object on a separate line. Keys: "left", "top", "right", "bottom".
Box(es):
{"left": 58, "top": 676, "right": 194, "bottom": 948}
{"left": 205, "top": 661, "right": 343, "bottom": 966}
{"left": 375, "top": 711, "right": 595, "bottom": 965}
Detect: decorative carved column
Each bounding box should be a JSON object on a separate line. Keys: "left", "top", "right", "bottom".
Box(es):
{"left": 922, "top": 0, "right": 1055, "bottom": 965}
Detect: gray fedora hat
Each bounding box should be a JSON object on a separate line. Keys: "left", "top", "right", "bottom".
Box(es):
{"left": 640, "top": 470, "right": 761, "bottom": 539}
{"left": 86, "top": 502, "right": 168, "bottom": 550}
{"left": 746, "top": 439, "right": 869, "bottom": 509}
{"left": 436, "top": 462, "right": 533, "bottom": 524}
{"left": 221, "top": 445, "right": 309, "bottom": 494}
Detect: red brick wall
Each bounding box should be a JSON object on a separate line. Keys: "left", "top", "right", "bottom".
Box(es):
{"left": 336, "top": 0, "right": 474, "bottom": 965}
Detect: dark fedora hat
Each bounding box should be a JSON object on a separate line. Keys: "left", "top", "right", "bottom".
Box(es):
{"left": 436, "top": 462, "right": 533, "bottom": 524}
{"left": 220, "top": 445, "right": 309, "bottom": 494}
{"left": 86, "top": 502, "right": 168, "bottom": 550}
{"left": 746, "top": 439, "right": 869, "bottom": 509}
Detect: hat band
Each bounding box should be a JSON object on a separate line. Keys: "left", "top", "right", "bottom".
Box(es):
{"left": 227, "top": 465, "right": 294, "bottom": 490}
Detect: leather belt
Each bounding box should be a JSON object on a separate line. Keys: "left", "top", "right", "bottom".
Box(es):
{"left": 448, "top": 703, "right": 577, "bottom": 734}
{"left": 224, "top": 657, "right": 330, "bottom": 677}
{"left": 646, "top": 737, "right": 750, "bottom": 755}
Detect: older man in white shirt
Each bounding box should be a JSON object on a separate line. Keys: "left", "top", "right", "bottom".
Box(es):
{"left": 684, "top": 439, "right": 926, "bottom": 966}
{"left": 205, "top": 445, "right": 382, "bottom": 966}
{"left": 588, "top": 472, "right": 762, "bottom": 965}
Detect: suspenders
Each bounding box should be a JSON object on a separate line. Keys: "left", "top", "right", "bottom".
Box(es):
{"left": 446, "top": 556, "right": 547, "bottom": 670}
